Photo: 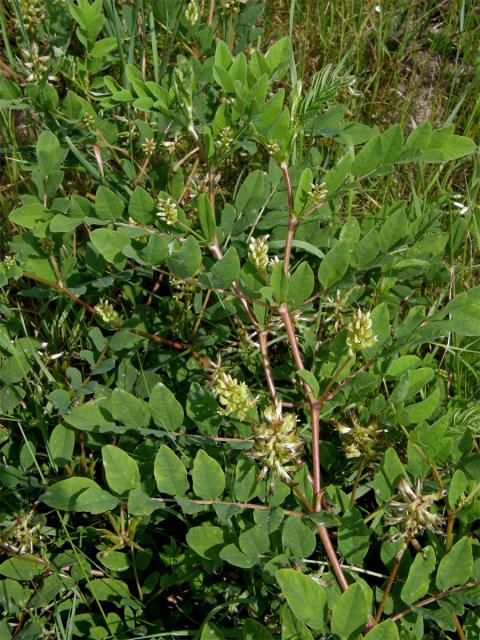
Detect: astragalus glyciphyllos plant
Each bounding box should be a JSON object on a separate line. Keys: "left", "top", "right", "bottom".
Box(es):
{"left": 1, "top": 1, "right": 480, "bottom": 638}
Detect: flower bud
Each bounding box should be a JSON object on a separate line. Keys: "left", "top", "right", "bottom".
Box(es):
{"left": 141, "top": 138, "right": 157, "bottom": 157}
{"left": 346, "top": 309, "right": 377, "bottom": 355}
{"left": 248, "top": 235, "right": 269, "bottom": 271}
{"left": 95, "top": 299, "right": 119, "bottom": 325}
{"left": 249, "top": 409, "right": 304, "bottom": 488}
{"left": 213, "top": 372, "right": 255, "bottom": 420}
{"left": 156, "top": 196, "right": 178, "bottom": 226}
{"left": 184, "top": 0, "right": 199, "bottom": 25}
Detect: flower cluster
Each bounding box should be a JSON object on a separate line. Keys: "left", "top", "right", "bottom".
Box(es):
{"left": 3, "top": 255, "right": 17, "bottom": 269}
{"left": 141, "top": 138, "right": 157, "bottom": 157}
{"left": 308, "top": 182, "right": 328, "bottom": 208}
{"left": 346, "top": 309, "right": 376, "bottom": 355}
{"left": 219, "top": 0, "right": 243, "bottom": 15}
{"left": 156, "top": 196, "right": 178, "bottom": 226}
{"left": 95, "top": 299, "right": 119, "bottom": 325}
{"left": 184, "top": 0, "right": 199, "bottom": 25}
{"left": 213, "top": 372, "right": 255, "bottom": 420}
{"left": 18, "top": 0, "right": 45, "bottom": 33}
{"left": 386, "top": 477, "right": 445, "bottom": 543}
{"left": 336, "top": 413, "right": 381, "bottom": 459}
{"left": 215, "top": 126, "right": 234, "bottom": 153}
{"left": 83, "top": 112, "right": 96, "bottom": 130}
{"left": 20, "top": 43, "right": 55, "bottom": 83}
{"left": 170, "top": 276, "right": 197, "bottom": 308}
{"left": 39, "top": 236, "right": 55, "bottom": 256}
{"left": 248, "top": 235, "right": 269, "bottom": 271}
{"left": 265, "top": 139, "right": 280, "bottom": 156}
{"left": 249, "top": 405, "right": 304, "bottom": 487}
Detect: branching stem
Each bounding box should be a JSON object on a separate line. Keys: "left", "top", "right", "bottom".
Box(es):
{"left": 280, "top": 164, "right": 349, "bottom": 593}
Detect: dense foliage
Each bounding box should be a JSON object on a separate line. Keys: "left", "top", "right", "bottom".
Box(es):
{"left": 1, "top": 1, "right": 480, "bottom": 638}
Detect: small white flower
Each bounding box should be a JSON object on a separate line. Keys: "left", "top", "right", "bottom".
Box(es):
{"left": 453, "top": 198, "right": 468, "bottom": 216}
{"left": 213, "top": 371, "right": 256, "bottom": 420}
{"left": 346, "top": 309, "right": 377, "bottom": 356}
{"left": 184, "top": 0, "right": 199, "bottom": 25}
{"left": 95, "top": 299, "right": 119, "bottom": 324}
{"left": 265, "top": 139, "right": 280, "bottom": 156}
{"left": 248, "top": 235, "right": 269, "bottom": 271}
{"left": 156, "top": 196, "right": 178, "bottom": 225}
{"left": 142, "top": 138, "right": 156, "bottom": 157}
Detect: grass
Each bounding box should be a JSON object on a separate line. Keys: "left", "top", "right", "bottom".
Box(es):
{"left": 264, "top": 0, "right": 480, "bottom": 400}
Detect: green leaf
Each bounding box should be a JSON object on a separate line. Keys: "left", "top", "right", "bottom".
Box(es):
{"left": 282, "top": 517, "right": 316, "bottom": 558}
{"left": 318, "top": 242, "right": 350, "bottom": 288}
{"left": 448, "top": 303, "right": 480, "bottom": 336}
{"left": 102, "top": 445, "right": 140, "bottom": 495}
{"left": 405, "top": 388, "right": 441, "bottom": 424}
{"left": 422, "top": 132, "right": 476, "bottom": 163}
{"left": 0, "top": 578, "right": 30, "bottom": 615}
{"left": 128, "top": 488, "right": 162, "bottom": 516}
{"left": 276, "top": 569, "right": 327, "bottom": 630}
{"left": 448, "top": 469, "right": 468, "bottom": 510}
{"left": 36, "top": 130, "right": 67, "bottom": 176}
{"left": 235, "top": 457, "right": 259, "bottom": 502}
{"left": 294, "top": 168, "right": 313, "bottom": 215}
{"left": 64, "top": 397, "right": 115, "bottom": 431}
{"left": 365, "top": 302, "right": 390, "bottom": 355}
{"left": 381, "top": 124, "right": 404, "bottom": 164}
{"left": 379, "top": 208, "right": 409, "bottom": 252}
{"left": 338, "top": 507, "right": 370, "bottom": 564}
{"left": 89, "top": 37, "right": 117, "bottom": 57}
{"left": 186, "top": 525, "right": 225, "bottom": 560}
{"left": 198, "top": 193, "right": 216, "bottom": 242}
{"left": 270, "top": 260, "right": 288, "bottom": 302}
{"left": 265, "top": 36, "right": 291, "bottom": 77}
{"left": 88, "top": 577, "right": 131, "bottom": 604}
{"left": 149, "top": 382, "right": 184, "bottom": 429}
{"left": 351, "top": 229, "right": 380, "bottom": 267}
{"left": 41, "top": 477, "right": 118, "bottom": 513}
{"left": 9, "top": 203, "right": 51, "bottom": 229}
{"left": 211, "top": 247, "right": 240, "bottom": 287}
{"left": 235, "top": 170, "right": 270, "bottom": 215}
{"left": 0, "top": 557, "right": 45, "bottom": 581}
{"left": 220, "top": 543, "right": 257, "bottom": 568}
{"left": 239, "top": 526, "right": 270, "bottom": 557}
{"left": 75, "top": 485, "right": 119, "bottom": 513}
{"left": 215, "top": 40, "right": 233, "bottom": 70}
{"left": 186, "top": 383, "right": 220, "bottom": 435}
{"left": 192, "top": 450, "right": 225, "bottom": 499}
{"left": 373, "top": 448, "right": 405, "bottom": 504}
{"left": 201, "top": 623, "right": 224, "bottom": 639}
{"left": 401, "top": 546, "right": 436, "bottom": 605}
{"left": 128, "top": 187, "right": 154, "bottom": 225}
{"left": 167, "top": 235, "right": 202, "bottom": 278}
{"left": 154, "top": 445, "right": 189, "bottom": 496}
{"left": 351, "top": 134, "right": 384, "bottom": 176}
{"left": 296, "top": 370, "right": 319, "bottom": 397}
{"left": 385, "top": 355, "right": 421, "bottom": 378}
{"left": 90, "top": 228, "right": 131, "bottom": 264}
{"left": 243, "top": 619, "right": 274, "bottom": 639}
{"left": 110, "top": 388, "right": 150, "bottom": 428}
{"left": 364, "top": 620, "right": 399, "bottom": 640}
{"left": 331, "top": 583, "right": 369, "bottom": 640}
{"left": 280, "top": 604, "right": 314, "bottom": 640}
{"left": 288, "top": 262, "right": 314, "bottom": 307}
{"left": 94, "top": 186, "right": 125, "bottom": 220}
{"left": 48, "top": 424, "right": 75, "bottom": 466}
{"left": 436, "top": 536, "right": 473, "bottom": 591}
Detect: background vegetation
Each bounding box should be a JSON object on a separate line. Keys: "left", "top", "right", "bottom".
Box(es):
{"left": 0, "top": 1, "right": 479, "bottom": 639}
